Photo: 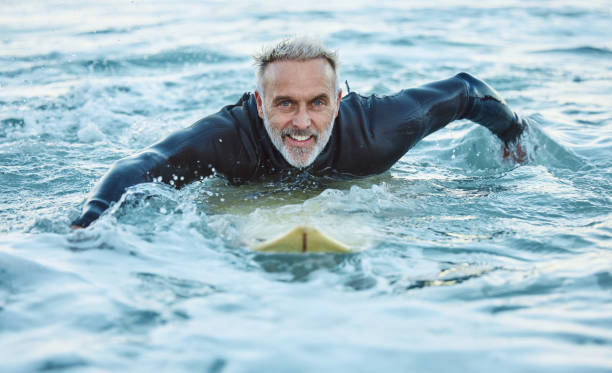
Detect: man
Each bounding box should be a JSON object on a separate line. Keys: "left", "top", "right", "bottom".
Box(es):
{"left": 71, "top": 37, "right": 526, "bottom": 228}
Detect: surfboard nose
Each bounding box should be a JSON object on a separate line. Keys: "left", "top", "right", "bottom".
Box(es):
{"left": 252, "top": 225, "right": 352, "bottom": 254}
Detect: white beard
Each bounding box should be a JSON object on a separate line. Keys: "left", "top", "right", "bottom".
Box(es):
{"left": 262, "top": 108, "right": 335, "bottom": 168}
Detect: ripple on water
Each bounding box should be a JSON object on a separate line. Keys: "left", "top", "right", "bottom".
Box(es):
{"left": 1, "top": 1, "right": 611, "bottom": 372}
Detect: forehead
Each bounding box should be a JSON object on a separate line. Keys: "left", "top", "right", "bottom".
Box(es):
{"left": 261, "top": 58, "right": 336, "bottom": 97}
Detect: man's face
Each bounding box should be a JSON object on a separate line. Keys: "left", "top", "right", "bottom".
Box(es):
{"left": 255, "top": 58, "right": 342, "bottom": 168}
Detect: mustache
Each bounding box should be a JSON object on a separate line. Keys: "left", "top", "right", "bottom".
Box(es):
{"left": 281, "top": 127, "right": 318, "bottom": 139}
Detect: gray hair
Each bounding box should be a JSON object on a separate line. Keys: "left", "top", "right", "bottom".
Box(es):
{"left": 253, "top": 37, "right": 339, "bottom": 93}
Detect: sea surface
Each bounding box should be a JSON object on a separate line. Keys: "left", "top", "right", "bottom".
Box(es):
{"left": 1, "top": 1, "right": 611, "bottom": 372}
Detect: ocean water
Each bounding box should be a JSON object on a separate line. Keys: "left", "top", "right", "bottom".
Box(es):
{"left": 1, "top": 0, "right": 611, "bottom": 372}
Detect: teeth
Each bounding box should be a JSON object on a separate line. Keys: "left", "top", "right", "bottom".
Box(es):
{"left": 289, "top": 134, "right": 311, "bottom": 141}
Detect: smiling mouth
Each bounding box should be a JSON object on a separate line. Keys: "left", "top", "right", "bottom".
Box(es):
{"left": 287, "top": 134, "right": 313, "bottom": 142}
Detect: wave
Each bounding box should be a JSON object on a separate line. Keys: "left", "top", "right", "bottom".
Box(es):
{"left": 0, "top": 118, "right": 25, "bottom": 138}
{"left": 124, "top": 47, "right": 245, "bottom": 68}
{"left": 532, "top": 46, "right": 612, "bottom": 57}
{"left": 75, "top": 19, "right": 180, "bottom": 36}
{"left": 0, "top": 47, "right": 244, "bottom": 79}
{"left": 521, "top": 115, "right": 587, "bottom": 171}
{"left": 419, "top": 114, "right": 587, "bottom": 172}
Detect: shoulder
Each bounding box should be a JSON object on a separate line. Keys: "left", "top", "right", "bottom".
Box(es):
{"left": 190, "top": 93, "right": 259, "bottom": 132}
{"left": 169, "top": 93, "right": 262, "bottom": 148}
{"left": 151, "top": 93, "right": 264, "bottom": 158}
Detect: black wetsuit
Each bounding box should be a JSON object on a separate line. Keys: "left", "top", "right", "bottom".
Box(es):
{"left": 72, "top": 73, "right": 525, "bottom": 227}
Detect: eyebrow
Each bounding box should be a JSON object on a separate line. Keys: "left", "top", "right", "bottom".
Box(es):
{"left": 272, "top": 96, "right": 294, "bottom": 104}
{"left": 272, "top": 94, "right": 330, "bottom": 104}
{"left": 310, "top": 94, "right": 330, "bottom": 103}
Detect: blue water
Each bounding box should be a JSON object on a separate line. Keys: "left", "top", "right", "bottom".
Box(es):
{"left": 1, "top": 1, "right": 611, "bottom": 372}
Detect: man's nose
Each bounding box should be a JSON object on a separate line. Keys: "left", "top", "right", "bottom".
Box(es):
{"left": 292, "top": 106, "right": 311, "bottom": 129}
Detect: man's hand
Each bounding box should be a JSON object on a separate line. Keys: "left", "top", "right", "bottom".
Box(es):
{"left": 503, "top": 141, "right": 528, "bottom": 164}
{"left": 70, "top": 225, "right": 83, "bottom": 230}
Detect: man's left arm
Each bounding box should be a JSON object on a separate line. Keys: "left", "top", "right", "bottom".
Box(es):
{"left": 368, "top": 72, "right": 526, "bottom": 158}
{"left": 455, "top": 72, "right": 526, "bottom": 150}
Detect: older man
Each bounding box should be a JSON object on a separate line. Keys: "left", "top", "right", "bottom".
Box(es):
{"left": 71, "top": 37, "right": 526, "bottom": 228}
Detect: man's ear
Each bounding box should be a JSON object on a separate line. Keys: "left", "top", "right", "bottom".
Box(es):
{"left": 334, "top": 89, "right": 342, "bottom": 118}
{"left": 254, "top": 90, "right": 264, "bottom": 119}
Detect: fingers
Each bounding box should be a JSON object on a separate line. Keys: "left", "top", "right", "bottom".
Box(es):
{"left": 503, "top": 142, "right": 527, "bottom": 164}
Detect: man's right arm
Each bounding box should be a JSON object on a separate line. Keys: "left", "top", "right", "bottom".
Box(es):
{"left": 71, "top": 131, "right": 208, "bottom": 228}
{"left": 71, "top": 93, "right": 259, "bottom": 228}
{"left": 72, "top": 120, "right": 243, "bottom": 228}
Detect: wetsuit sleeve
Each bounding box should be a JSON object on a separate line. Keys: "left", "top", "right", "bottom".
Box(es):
{"left": 70, "top": 149, "right": 168, "bottom": 228}
{"left": 386, "top": 72, "right": 525, "bottom": 147}
{"left": 455, "top": 72, "right": 525, "bottom": 143}
{"left": 71, "top": 95, "right": 259, "bottom": 228}
{"left": 70, "top": 132, "right": 211, "bottom": 228}
{"left": 330, "top": 73, "right": 525, "bottom": 176}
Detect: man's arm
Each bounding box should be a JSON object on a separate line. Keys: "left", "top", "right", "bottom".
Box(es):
{"left": 330, "top": 72, "right": 526, "bottom": 176}
{"left": 71, "top": 132, "right": 211, "bottom": 228}
{"left": 456, "top": 72, "right": 526, "bottom": 144}
{"left": 71, "top": 94, "right": 259, "bottom": 228}
{"left": 394, "top": 72, "right": 526, "bottom": 146}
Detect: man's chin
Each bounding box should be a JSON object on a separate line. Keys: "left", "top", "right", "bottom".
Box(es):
{"left": 283, "top": 147, "right": 317, "bottom": 168}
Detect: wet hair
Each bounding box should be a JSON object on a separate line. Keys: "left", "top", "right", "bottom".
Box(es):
{"left": 253, "top": 37, "right": 339, "bottom": 93}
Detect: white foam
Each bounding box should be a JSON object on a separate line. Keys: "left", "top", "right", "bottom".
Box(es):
{"left": 77, "top": 121, "right": 105, "bottom": 143}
